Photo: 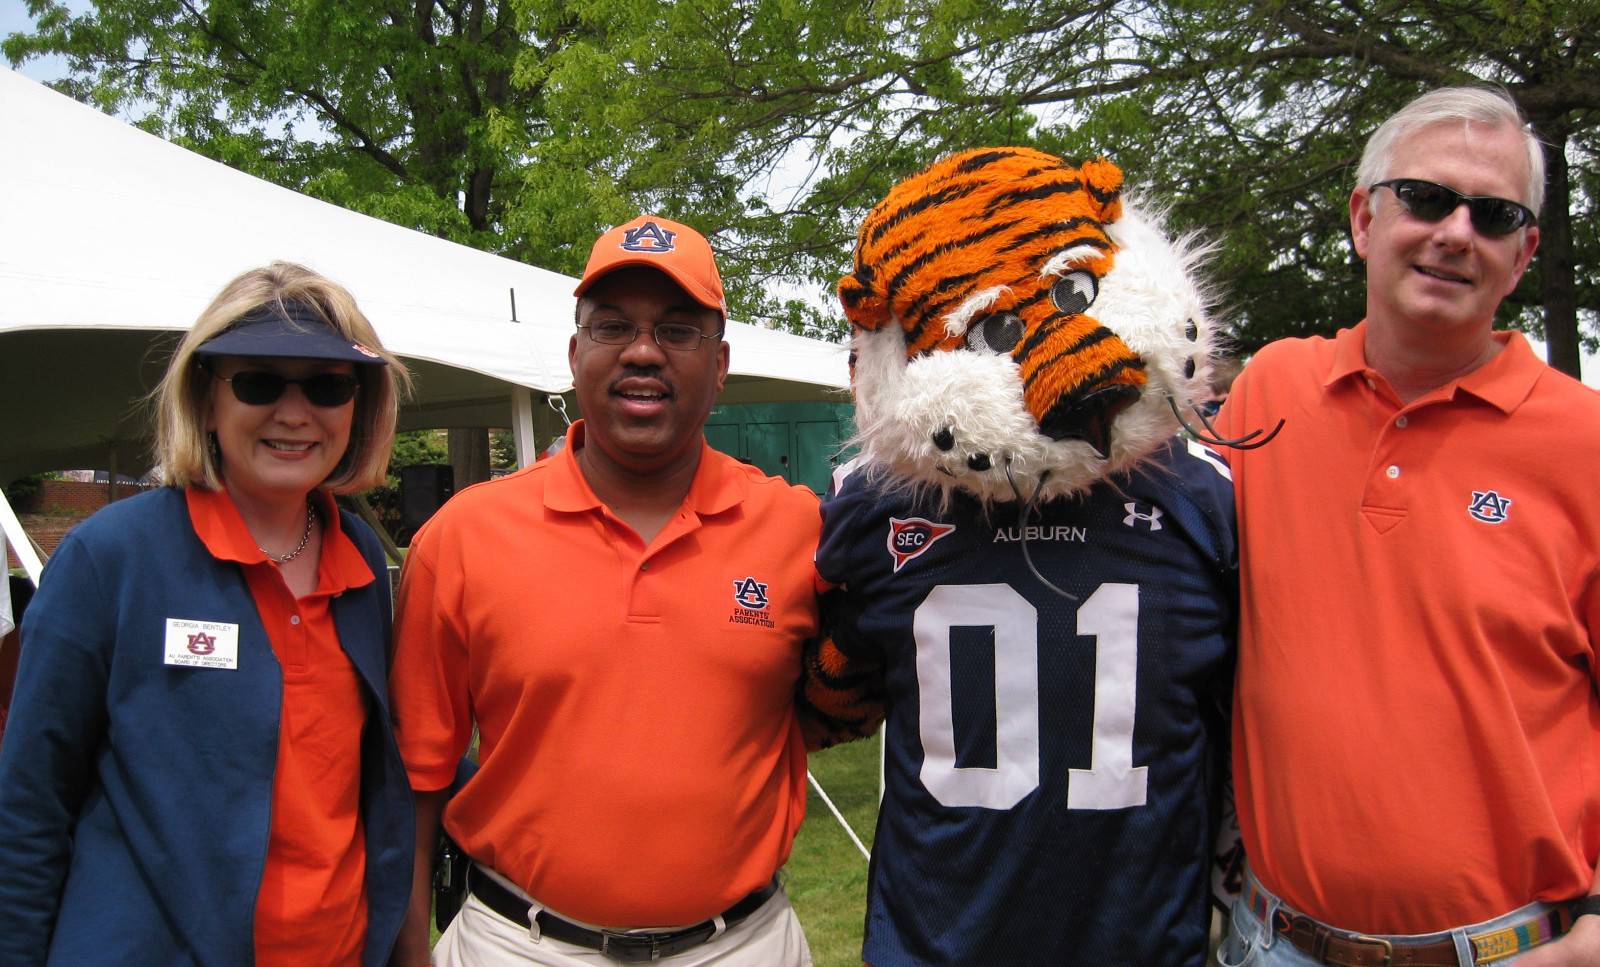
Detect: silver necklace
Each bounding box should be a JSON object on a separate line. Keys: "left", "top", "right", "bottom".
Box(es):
{"left": 261, "top": 500, "right": 316, "bottom": 564}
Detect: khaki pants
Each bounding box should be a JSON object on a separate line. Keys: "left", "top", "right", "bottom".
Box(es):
{"left": 434, "top": 871, "right": 813, "bottom": 967}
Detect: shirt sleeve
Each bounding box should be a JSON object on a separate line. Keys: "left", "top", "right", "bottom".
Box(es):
{"left": 1209, "top": 372, "right": 1247, "bottom": 465}
{"left": 0, "top": 534, "right": 113, "bottom": 966}
{"left": 388, "top": 529, "right": 475, "bottom": 793}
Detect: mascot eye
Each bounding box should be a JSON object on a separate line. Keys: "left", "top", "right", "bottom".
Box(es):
{"left": 965, "top": 312, "right": 1024, "bottom": 354}
{"left": 1050, "top": 270, "right": 1099, "bottom": 317}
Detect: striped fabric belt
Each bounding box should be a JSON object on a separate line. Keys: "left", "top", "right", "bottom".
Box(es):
{"left": 1243, "top": 879, "right": 1573, "bottom": 967}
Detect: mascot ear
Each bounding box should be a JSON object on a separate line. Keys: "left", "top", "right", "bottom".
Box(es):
{"left": 1080, "top": 158, "right": 1125, "bottom": 224}
{"left": 838, "top": 263, "right": 892, "bottom": 332}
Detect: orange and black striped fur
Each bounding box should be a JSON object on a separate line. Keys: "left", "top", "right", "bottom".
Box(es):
{"left": 837, "top": 146, "right": 1219, "bottom": 506}
{"left": 797, "top": 637, "right": 885, "bottom": 752}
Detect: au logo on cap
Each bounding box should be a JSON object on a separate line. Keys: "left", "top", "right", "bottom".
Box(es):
{"left": 620, "top": 221, "right": 677, "bottom": 253}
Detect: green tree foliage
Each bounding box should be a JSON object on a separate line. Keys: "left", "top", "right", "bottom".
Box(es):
{"left": 542, "top": 0, "right": 1600, "bottom": 368}
{"left": 385, "top": 429, "right": 450, "bottom": 485}
{"left": 10, "top": 0, "right": 1599, "bottom": 369}
{"left": 489, "top": 429, "right": 519, "bottom": 470}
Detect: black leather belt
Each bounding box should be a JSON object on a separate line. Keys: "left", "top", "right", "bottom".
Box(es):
{"left": 467, "top": 867, "right": 780, "bottom": 964}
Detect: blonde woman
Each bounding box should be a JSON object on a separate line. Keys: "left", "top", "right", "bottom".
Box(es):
{"left": 0, "top": 262, "right": 415, "bottom": 967}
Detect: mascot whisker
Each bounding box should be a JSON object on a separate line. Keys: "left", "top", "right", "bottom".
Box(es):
{"left": 801, "top": 147, "right": 1271, "bottom": 967}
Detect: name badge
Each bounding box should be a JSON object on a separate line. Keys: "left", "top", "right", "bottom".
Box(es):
{"left": 163, "top": 618, "right": 241, "bottom": 670}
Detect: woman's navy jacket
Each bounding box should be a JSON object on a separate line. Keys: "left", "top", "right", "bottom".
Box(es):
{"left": 0, "top": 486, "right": 413, "bottom": 967}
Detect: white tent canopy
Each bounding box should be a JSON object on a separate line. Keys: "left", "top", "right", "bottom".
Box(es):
{"left": 0, "top": 66, "right": 851, "bottom": 487}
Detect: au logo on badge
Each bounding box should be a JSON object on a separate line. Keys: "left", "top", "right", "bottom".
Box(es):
{"left": 164, "top": 618, "right": 241, "bottom": 669}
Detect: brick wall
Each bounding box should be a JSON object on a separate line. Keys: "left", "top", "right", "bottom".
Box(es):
{"left": 13, "top": 479, "right": 155, "bottom": 515}
{"left": 7, "top": 479, "right": 157, "bottom": 571}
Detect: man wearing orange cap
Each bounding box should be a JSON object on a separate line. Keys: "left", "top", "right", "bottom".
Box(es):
{"left": 388, "top": 216, "right": 824, "bottom": 967}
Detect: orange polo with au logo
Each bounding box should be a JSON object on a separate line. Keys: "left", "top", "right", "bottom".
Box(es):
{"left": 1217, "top": 325, "right": 1600, "bottom": 933}
{"left": 390, "top": 421, "right": 824, "bottom": 928}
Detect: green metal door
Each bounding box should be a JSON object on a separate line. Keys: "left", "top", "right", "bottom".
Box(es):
{"left": 744, "top": 421, "right": 793, "bottom": 482}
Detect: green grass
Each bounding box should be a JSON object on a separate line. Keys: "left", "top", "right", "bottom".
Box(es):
{"left": 787, "top": 735, "right": 881, "bottom": 967}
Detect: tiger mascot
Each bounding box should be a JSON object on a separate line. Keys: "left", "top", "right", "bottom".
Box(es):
{"left": 801, "top": 147, "right": 1271, "bottom": 967}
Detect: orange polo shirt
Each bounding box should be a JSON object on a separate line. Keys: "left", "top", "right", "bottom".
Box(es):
{"left": 186, "top": 487, "right": 375, "bottom": 967}
{"left": 390, "top": 421, "right": 823, "bottom": 928}
{"left": 1217, "top": 325, "right": 1600, "bottom": 933}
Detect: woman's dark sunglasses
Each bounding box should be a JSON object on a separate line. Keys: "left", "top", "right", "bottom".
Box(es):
{"left": 210, "top": 368, "right": 360, "bottom": 407}
{"left": 1370, "top": 178, "right": 1536, "bottom": 237}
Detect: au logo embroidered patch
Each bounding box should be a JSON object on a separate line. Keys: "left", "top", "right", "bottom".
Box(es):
{"left": 887, "top": 517, "right": 956, "bottom": 572}
{"left": 1468, "top": 490, "right": 1512, "bottom": 524}
{"left": 621, "top": 220, "right": 677, "bottom": 253}
{"left": 733, "top": 576, "right": 770, "bottom": 611}
{"left": 729, "top": 576, "right": 776, "bottom": 628}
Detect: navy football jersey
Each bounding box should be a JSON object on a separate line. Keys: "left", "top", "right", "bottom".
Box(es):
{"left": 817, "top": 438, "right": 1237, "bottom": 967}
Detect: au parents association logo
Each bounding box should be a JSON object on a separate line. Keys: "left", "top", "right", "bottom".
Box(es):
{"left": 729, "top": 576, "right": 775, "bottom": 628}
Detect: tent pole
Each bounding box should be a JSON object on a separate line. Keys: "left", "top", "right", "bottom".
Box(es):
{"left": 0, "top": 487, "right": 43, "bottom": 587}
{"left": 341, "top": 493, "right": 404, "bottom": 566}
{"left": 511, "top": 386, "right": 536, "bottom": 469}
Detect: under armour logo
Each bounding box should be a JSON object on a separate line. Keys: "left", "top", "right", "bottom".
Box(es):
{"left": 1122, "top": 503, "right": 1163, "bottom": 531}
{"left": 732, "top": 576, "right": 770, "bottom": 611}
{"left": 620, "top": 221, "right": 677, "bottom": 253}
{"left": 1468, "top": 490, "right": 1512, "bottom": 524}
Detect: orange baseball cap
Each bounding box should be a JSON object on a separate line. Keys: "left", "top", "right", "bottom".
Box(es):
{"left": 573, "top": 215, "right": 726, "bottom": 314}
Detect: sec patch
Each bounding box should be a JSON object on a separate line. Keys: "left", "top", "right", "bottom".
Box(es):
{"left": 887, "top": 517, "right": 956, "bottom": 573}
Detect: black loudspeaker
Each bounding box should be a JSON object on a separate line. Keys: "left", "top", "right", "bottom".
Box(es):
{"left": 400, "top": 464, "right": 455, "bottom": 534}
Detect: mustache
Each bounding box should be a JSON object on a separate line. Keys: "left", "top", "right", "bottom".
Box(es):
{"left": 608, "top": 364, "right": 674, "bottom": 397}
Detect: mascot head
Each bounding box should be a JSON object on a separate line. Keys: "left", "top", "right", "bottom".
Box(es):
{"left": 839, "top": 147, "right": 1228, "bottom": 504}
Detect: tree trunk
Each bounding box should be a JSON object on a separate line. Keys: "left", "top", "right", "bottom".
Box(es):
{"left": 1537, "top": 126, "right": 1581, "bottom": 379}
{"left": 448, "top": 428, "right": 492, "bottom": 492}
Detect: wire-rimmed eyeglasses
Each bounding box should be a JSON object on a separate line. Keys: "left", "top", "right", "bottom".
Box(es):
{"left": 577, "top": 318, "right": 724, "bottom": 351}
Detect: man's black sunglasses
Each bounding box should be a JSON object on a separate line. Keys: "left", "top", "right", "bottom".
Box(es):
{"left": 209, "top": 367, "right": 360, "bottom": 407}
{"left": 1370, "top": 178, "right": 1536, "bottom": 238}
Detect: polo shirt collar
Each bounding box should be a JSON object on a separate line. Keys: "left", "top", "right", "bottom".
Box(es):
{"left": 185, "top": 485, "right": 375, "bottom": 590}
{"left": 545, "top": 419, "right": 746, "bottom": 518}
{"left": 1327, "top": 320, "right": 1544, "bottom": 415}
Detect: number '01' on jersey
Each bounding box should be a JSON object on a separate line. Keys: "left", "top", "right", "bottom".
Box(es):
{"left": 816, "top": 438, "right": 1238, "bottom": 967}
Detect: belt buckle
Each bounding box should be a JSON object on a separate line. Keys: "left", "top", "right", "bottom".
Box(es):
{"left": 599, "top": 931, "right": 662, "bottom": 964}
{"left": 1353, "top": 935, "right": 1394, "bottom": 967}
